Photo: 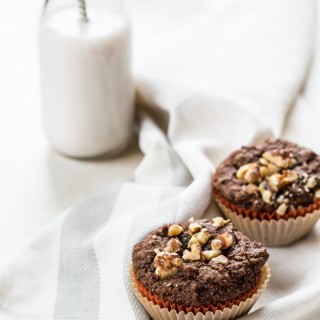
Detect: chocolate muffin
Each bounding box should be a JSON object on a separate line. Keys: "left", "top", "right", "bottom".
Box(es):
{"left": 212, "top": 139, "right": 320, "bottom": 246}
{"left": 131, "top": 218, "right": 270, "bottom": 319}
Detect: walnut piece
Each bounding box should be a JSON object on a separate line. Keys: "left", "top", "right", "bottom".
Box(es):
{"left": 262, "top": 151, "right": 297, "bottom": 169}
{"left": 268, "top": 170, "right": 298, "bottom": 190}
{"left": 164, "top": 238, "right": 181, "bottom": 253}
{"left": 236, "top": 163, "right": 260, "bottom": 183}
{"left": 314, "top": 189, "right": 320, "bottom": 199}
{"left": 212, "top": 217, "right": 230, "bottom": 228}
{"left": 244, "top": 184, "right": 258, "bottom": 195}
{"left": 188, "top": 229, "right": 210, "bottom": 248}
{"left": 306, "top": 176, "right": 317, "bottom": 189}
{"left": 203, "top": 249, "right": 221, "bottom": 261}
{"left": 168, "top": 224, "right": 183, "bottom": 237}
{"left": 182, "top": 244, "right": 202, "bottom": 261}
{"left": 154, "top": 249, "right": 183, "bottom": 279}
{"left": 244, "top": 163, "right": 261, "bottom": 184}
{"left": 236, "top": 163, "right": 252, "bottom": 180}
{"left": 188, "top": 222, "right": 201, "bottom": 234}
{"left": 215, "top": 232, "right": 233, "bottom": 250}
{"left": 276, "top": 203, "right": 287, "bottom": 215}
{"left": 259, "top": 166, "right": 269, "bottom": 178}
{"left": 258, "top": 183, "right": 273, "bottom": 204}
{"left": 155, "top": 267, "right": 178, "bottom": 279}
{"left": 211, "top": 239, "right": 223, "bottom": 250}
{"left": 211, "top": 255, "right": 228, "bottom": 265}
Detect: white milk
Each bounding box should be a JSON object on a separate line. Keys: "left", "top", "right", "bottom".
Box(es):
{"left": 39, "top": 8, "right": 134, "bottom": 158}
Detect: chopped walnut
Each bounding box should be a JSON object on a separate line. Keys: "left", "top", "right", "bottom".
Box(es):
{"left": 259, "top": 158, "right": 269, "bottom": 166}
{"left": 314, "top": 189, "right": 320, "bottom": 199}
{"left": 258, "top": 183, "right": 273, "bottom": 204}
{"left": 244, "top": 183, "right": 258, "bottom": 195}
{"left": 262, "top": 151, "right": 297, "bottom": 168}
{"left": 211, "top": 255, "right": 228, "bottom": 265}
{"left": 236, "top": 163, "right": 260, "bottom": 183}
{"left": 267, "top": 163, "right": 281, "bottom": 175}
{"left": 215, "top": 232, "right": 233, "bottom": 250}
{"left": 155, "top": 267, "right": 178, "bottom": 279}
{"left": 188, "top": 222, "right": 201, "bottom": 234}
{"left": 168, "top": 224, "right": 183, "bottom": 237}
{"left": 262, "top": 151, "right": 297, "bottom": 169}
{"left": 259, "top": 166, "right": 269, "bottom": 178}
{"left": 188, "top": 229, "right": 210, "bottom": 248}
{"left": 154, "top": 249, "right": 183, "bottom": 279}
{"left": 212, "top": 217, "right": 230, "bottom": 228}
{"left": 236, "top": 163, "right": 252, "bottom": 180}
{"left": 268, "top": 170, "right": 298, "bottom": 190}
{"left": 182, "top": 244, "right": 202, "bottom": 261}
{"left": 211, "top": 239, "right": 223, "bottom": 250}
{"left": 203, "top": 249, "right": 221, "bottom": 261}
{"left": 164, "top": 238, "right": 182, "bottom": 253}
{"left": 154, "top": 250, "right": 183, "bottom": 269}
{"left": 306, "top": 176, "right": 317, "bottom": 189}
{"left": 276, "top": 203, "right": 287, "bottom": 215}
{"left": 244, "top": 163, "right": 261, "bottom": 184}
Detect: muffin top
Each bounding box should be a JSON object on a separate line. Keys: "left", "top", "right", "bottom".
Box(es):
{"left": 132, "top": 218, "right": 268, "bottom": 307}
{"left": 212, "top": 139, "right": 320, "bottom": 214}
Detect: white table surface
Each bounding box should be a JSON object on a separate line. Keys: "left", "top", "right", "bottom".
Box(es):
{"left": 0, "top": 0, "right": 142, "bottom": 262}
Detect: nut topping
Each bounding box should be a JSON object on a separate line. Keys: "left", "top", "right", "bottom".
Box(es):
{"left": 268, "top": 170, "right": 298, "bottom": 190}
{"left": 188, "top": 229, "right": 210, "bottom": 248}
{"left": 259, "top": 158, "right": 269, "bottom": 166}
{"left": 258, "top": 183, "right": 273, "bottom": 204}
{"left": 182, "top": 244, "right": 202, "bottom": 261}
{"left": 236, "top": 163, "right": 252, "bottom": 180}
{"left": 236, "top": 163, "right": 260, "bottom": 183}
{"left": 211, "top": 239, "right": 223, "bottom": 250}
{"left": 188, "top": 222, "right": 201, "bottom": 234}
{"left": 168, "top": 224, "right": 183, "bottom": 237}
{"left": 267, "top": 163, "right": 281, "bottom": 175}
{"left": 154, "top": 249, "right": 183, "bottom": 279}
{"left": 244, "top": 183, "right": 258, "bottom": 195}
{"left": 203, "top": 249, "right": 221, "bottom": 261}
{"left": 306, "top": 176, "right": 317, "bottom": 189}
{"left": 212, "top": 217, "right": 230, "bottom": 228}
{"left": 165, "top": 238, "right": 182, "bottom": 253}
{"left": 211, "top": 255, "right": 228, "bottom": 265}
{"left": 155, "top": 267, "right": 178, "bottom": 279}
{"left": 243, "top": 163, "right": 261, "bottom": 183}
{"left": 276, "top": 203, "right": 287, "bottom": 215}
{"left": 215, "top": 232, "right": 233, "bottom": 250}
{"left": 259, "top": 166, "right": 269, "bottom": 178}
{"left": 262, "top": 151, "right": 297, "bottom": 169}
{"left": 314, "top": 189, "right": 320, "bottom": 199}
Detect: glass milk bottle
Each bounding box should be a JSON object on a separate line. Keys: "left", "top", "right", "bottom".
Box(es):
{"left": 39, "top": 0, "right": 134, "bottom": 158}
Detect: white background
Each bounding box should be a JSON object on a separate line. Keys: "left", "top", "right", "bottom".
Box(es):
{"left": 0, "top": 0, "right": 142, "bottom": 262}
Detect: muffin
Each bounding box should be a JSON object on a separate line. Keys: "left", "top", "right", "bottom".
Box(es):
{"left": 212, "top": 139, "right": 320, "bottom": 246}
{"left": 131, "top": 218, "right": 270, "bottom": 320}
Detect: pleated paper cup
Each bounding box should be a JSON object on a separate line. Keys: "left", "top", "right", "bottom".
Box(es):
{"left": 130, "top": 263, "right": 271, "bottom": 320}
{"left": 214, "top": 192, "right": 320, "bottom": 247}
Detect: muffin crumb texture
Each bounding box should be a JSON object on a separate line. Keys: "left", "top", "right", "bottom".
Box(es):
{"left": 212, "top": 139, "right": 320, "bottom": 214}
{"left": 132, "top": 219, "right": 268, "bottom": 306}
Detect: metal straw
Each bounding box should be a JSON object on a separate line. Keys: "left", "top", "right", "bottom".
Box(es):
{"left": 44, "top": 1, "right": 89, "bottom": 22}
{"left": 78, "top": 0, "right": 89, "bottom": 22}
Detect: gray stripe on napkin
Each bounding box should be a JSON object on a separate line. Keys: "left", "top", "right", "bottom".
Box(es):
{"left": 54, "top": 183, "right": 121, "bottom": 320}
{"left": 124, "top": 193, "right": 181, "bottom": 319}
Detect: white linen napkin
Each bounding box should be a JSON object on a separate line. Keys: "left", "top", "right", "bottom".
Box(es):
{"left": 0, "top": 0, "right": 317, "bottom": 319}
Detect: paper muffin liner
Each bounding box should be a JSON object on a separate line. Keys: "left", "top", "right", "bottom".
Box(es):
{"left": 130, "top": 263, "right": 271, "bottom": 320}
{"left": 214, "top": 192, "right": 320, "bottom": 247}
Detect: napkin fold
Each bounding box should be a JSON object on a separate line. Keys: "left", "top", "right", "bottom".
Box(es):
{"left": 0, "top": 0, "right": 317, "bottom": 319}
